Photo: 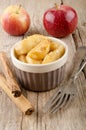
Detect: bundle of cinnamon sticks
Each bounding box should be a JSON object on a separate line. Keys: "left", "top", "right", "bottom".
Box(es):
{"left": 0, "top": 52, "right": 34, "bottom": 115}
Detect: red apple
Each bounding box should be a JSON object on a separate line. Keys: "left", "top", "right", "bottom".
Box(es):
{"left": 43, "top": 4, "right": 78, "bottom": 38}
{"left": 1, "top": 5, "right": 30, "bottom": 36}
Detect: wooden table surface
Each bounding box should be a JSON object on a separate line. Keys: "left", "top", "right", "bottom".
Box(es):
{"left": 0, "top": 0, "right": 86, "bottom": 130}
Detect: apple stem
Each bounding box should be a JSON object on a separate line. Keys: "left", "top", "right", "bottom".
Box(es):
{"left": 61, "top": 1, "right": 63, "bottom": 5}
{"left": 16, "top": 5, "right": 21, "bottom": 14}
{"left": 54, "top": 3, "right": 58, "bottom": 10}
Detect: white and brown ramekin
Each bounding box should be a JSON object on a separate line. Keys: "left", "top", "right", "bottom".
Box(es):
{"left": 11, "top": 36, "right": 68, "bottom": 92}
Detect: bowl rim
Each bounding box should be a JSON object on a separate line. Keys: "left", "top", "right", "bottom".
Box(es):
{"left": 11, "top": 36, "right": 68, "bottom": 73}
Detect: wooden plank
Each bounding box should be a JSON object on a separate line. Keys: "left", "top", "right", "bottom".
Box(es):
{"left": 21, "top": 90, "right": 38, "bottom": 130}
{"left": 0, "top": 1, "right": 24, "bottom": 130}
{"left": 0, "top": 89, "right": 22, "bottom": 130}
{"left": 36, "top": 0, "right": 86, "bottom": 130}
{"left": 0, "top": 0, "right": 86, "bottom": 130}
{"left": 63, "top": 0, "right": 86, "bottom": 46}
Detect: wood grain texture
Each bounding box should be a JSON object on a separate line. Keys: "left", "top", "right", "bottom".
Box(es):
{"left": 0, "top": 0, "right": 86, "bottom": 130}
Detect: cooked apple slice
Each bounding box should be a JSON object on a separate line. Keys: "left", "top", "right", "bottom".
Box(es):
{"left": 14, "top": 38, "right": 38, "bottom": 56}
{"left": 31, "top": 34, "right": 47, "bottom": 43}
{"left": 42, "top": 44, "right": 65, "bottom": 64}
{"left": 27, "top": 39, "right": 50, "bottom": 60}
{"left": 14, "top": 34, "right": 48, "bottom": 56}
{"left": 50, "top": 41, "right": 60, "bottom": 51}
{"left": 26, "top": 55, "right": 42, "bottom": 64}
{"left": 18, "top": 54, "right": 27, "bottom": 63}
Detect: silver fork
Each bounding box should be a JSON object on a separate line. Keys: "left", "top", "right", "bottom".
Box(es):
{"left": 44, "top": 46, "right": 86, "bottom": 114}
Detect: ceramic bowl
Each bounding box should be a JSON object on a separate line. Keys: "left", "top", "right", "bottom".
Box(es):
{"left": 11, "top": 36, "right": 68, "bottom": 92}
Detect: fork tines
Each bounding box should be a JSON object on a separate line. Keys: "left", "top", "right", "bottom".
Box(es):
{"left": 43, "top": 80, "right": 75, "bottom": 114}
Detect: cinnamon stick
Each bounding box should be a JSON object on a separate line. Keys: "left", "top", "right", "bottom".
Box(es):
{"left": 0, "top": 74, "right": 34, "bottom": 115}
{"left": 0, "top": 52, "right": 21, "bottom": 97}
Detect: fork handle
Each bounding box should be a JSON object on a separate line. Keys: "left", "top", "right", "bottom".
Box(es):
{"left": 71, "top": 46, "right": 86, "bottom": 79}
{"left": 74, "top": 61, "right": 86, "bottom": 80}
{"left": 82, "top": 65, "right": 86, "bottom": 78}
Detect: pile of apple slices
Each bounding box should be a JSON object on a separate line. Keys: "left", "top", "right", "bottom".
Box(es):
{"left": 14, "top": 34, "right": 65, "bottom": 64}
